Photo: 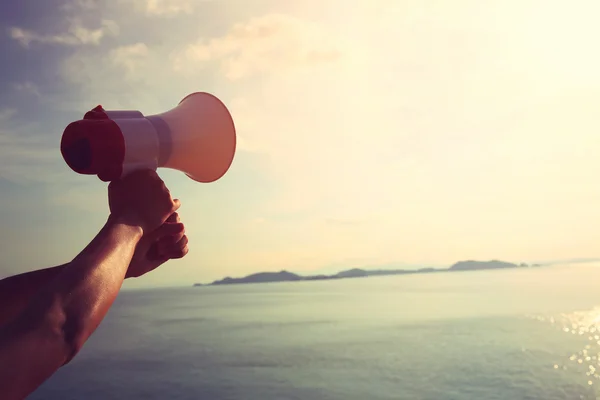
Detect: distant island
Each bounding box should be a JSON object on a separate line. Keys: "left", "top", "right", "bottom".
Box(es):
{"left": 193, "top": 260, "right": 543, "bottom": 287}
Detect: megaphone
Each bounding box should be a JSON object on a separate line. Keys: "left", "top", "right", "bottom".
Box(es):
{"left": 60, "top": 92, "right": 236, "bottom": 183}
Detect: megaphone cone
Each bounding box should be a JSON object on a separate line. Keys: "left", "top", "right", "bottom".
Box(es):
{"left": 60, "top": 92, "right": 236, "bottom": 183}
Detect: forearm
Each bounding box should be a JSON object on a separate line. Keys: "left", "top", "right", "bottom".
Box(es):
{"left": 0, "top": 220, "right": 144, "bottom": 327}
{"left": 0, "top": 216, "right": 143, "bottom": 400}
{"left": 19, "top": 215, "right": 142, "bottom": 362}
{"left": 0, "top": 265, "right": 68, "bottom": 327}
{"left": 59, "top": 216, "right": 143, "bottom": 352}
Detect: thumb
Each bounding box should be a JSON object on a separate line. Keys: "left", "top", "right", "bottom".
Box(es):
{"left": 172, "top": 198, "right": 181, "bottom": 213}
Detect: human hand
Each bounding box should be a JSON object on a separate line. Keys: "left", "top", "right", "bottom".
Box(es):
{"left": 126, "top": 212, "right": 190, "bottom": 279}
{"left": 108, "top": 169, "right": 180, "bottom": 234}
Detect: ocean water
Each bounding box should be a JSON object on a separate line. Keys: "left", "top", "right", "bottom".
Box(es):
{"left": 29, "top": 264, "right": 600, "bottom": 400}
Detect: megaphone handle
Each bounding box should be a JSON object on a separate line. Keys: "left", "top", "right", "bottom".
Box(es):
{"left": 120, "top": 161, "right": 159, "bottom": 178}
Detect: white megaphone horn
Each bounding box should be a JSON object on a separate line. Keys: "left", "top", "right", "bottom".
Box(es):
{"left": 60, "top": 92, "right": 236, "bottom": 183}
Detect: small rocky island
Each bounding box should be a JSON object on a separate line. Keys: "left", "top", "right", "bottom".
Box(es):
{"left": 194, "top": 260, "right": 542, "bottom": 287}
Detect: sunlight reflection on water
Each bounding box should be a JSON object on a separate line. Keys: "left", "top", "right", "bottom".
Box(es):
{"left": 531, "top": 306, "right": 600, "bottom": 396}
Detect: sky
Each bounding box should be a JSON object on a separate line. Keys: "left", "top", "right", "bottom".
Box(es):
{"left": 1, "top": 0, "right": 600, "bottom": 288}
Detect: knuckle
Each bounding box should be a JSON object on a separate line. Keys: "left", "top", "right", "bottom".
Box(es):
{"left": 176, "top": 247, "right": 189, "bottom": 258}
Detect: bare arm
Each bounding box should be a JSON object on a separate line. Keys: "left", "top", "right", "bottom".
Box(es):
{"left": 0, "top": 215, "right": 142, "bottom": 400}
{"left": 0, "top": 265, "right": 68, "bottom": 327}
{"left": 0, "top": 213, "right": 187, "bottom": 328}
{"left": 0, "top": 169, "right": 178, "bottom": 400}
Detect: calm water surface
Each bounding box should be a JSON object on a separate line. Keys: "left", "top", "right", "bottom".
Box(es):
{"left": 30, "top": 264, "right": 600, "bottom": 399}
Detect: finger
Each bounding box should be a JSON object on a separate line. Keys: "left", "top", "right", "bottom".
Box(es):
{"left": 163, "top": 222, "right": 184, "bottom": 236}
{"left": 150, "top": 222, "right": 184, "bottom": 241}
{"left": 162, "top": 235, "right": 189, "bottom": 259}
{"left": 175, "top": 234, "right": 188, "bottom": 248}
{"left": 158, "top": 231, "right": 187, "bottom": 247}
{"left": 166, "top": 212, "right": 180, "bottom": 223}
{"left": 174, "top": 246, "right": 189, "bottom": 259}
{"left": 161, "top": 180, "right": 171, "bottom": 196}
{"left": 172, "top": 198, "right": 181, "bottom": 212}
{"left": 163, "top": 244, "right": 189, "bottom": 259}
{"left": 164, "top": 224, "right": 186, "bottom": 243}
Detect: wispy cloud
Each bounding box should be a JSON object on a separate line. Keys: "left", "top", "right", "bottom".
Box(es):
{"left": 60, "top": 0, "right": 99, "bottom": 12}
{"left": 8, "top": 19, "right": 118, "bottom": 47}
{"left": 172, "top": 13, "right": 344, "bottom": 80}
{"left": 58, "top": 40, "right": 170, "bottom": 112}
{"left": 0, "top": 110, "right": 108, "bottom": 211}
{"left": 0, "top": 108, "right": 17, "bottom": 121}
{"left": 13, "top": 81, "right": 42, "bottom": 98}
{"left": 55, "top": 11, "right": 348, "bottom": 114}
{"left": 0, "top": 109, "right": 67, "bottom": 184}
{"left": 109, "top": 43, "right": 150, "bottom": 77}
{"left": 133, "top": 0, "right": 195, "bottom": 17}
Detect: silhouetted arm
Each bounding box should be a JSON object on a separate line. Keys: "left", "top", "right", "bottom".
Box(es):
{"left": 0, "top": 265, "right": 68, "bottom": 327}
{"left": 0, "top": 215, "right": 142, "bottom": 400}
{"left": 0, "top": 214, "right": 186, "bottom": 328}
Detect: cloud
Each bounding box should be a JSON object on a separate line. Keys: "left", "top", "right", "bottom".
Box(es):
{"left": 0, "top": 112, "right": 108, "bottom": 211}
{"left": 129, "top": 0, "right": 196, "bottom": 16}
{"left": 58, "top": 40, "right": 174, "bottom": 112}
{"left": 47, "top": 11, "right": 376, "bottom": 227}
{"left": 13, "top": 81, "right": 42, "bottom": 98}
{"left": 8, "top": 19, "right": 118, "bottom": 47}
{"left": 0, "top": 109, "right": 67, "bottom": 184}
{"left": 54, "top": 12, "right": 349, "bottom": 113}
{"left": 60, "top": 0, "right": 99, "bottom": 12}
{"left": 0, "top": 108, "right": 17, "bottom": 121}
{"left": 109, "top": 43, "right": 150, "bottom": 77}
{"left": 172, "top": 13, "right": 344, "bottom": 80}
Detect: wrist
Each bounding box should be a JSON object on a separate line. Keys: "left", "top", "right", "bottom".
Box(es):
{"left": 107, "top": 213, "right": 145, "bottom": 239}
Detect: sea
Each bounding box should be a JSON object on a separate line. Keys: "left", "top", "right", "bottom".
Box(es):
{"left": 29, "top": 263, "right": 600, "bottom": 400}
